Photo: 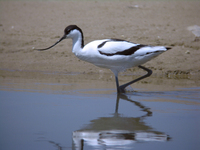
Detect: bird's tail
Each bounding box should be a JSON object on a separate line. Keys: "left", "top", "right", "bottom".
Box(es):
{"left": 150, "top": 46, "right": 171, "bottom": 52}
{"left": 166, "top": 47, "right": 171, "bottom": 50}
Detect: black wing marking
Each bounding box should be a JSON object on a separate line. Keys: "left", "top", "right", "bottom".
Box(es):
{"left": 98, "top": 41, "right": 108, "bottom": 48}
{"left": 97, "top": 39, "right": 126, "bottom": 49}
{"left": 146, "top": 50, "right": 162, "bottom": 55}
{"left": 99, "top": 44, "right": 147, "bottom": 56}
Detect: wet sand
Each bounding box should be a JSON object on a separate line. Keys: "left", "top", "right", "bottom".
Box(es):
{"left": 0, "top": 0, "right": 200, "bottom": 80}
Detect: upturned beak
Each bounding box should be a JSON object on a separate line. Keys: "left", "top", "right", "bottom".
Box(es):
{"left": 36, "top": 35, "right": 66, "bottom": 51}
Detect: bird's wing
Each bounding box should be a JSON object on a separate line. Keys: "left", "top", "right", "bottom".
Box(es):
{"left": 97, "top": 39, "right": 147, "bottom": 56}
{"left": 98, "top": 39, "right": 169, "bottom": 57}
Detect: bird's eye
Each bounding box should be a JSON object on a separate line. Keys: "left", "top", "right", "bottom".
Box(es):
{"left": 64, "top": 28, "right": 71, "bottom": 35}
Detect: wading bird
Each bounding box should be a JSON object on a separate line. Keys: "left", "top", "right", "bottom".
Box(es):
{"left": 36, "top": 25, "right": 171, "bottom": 93}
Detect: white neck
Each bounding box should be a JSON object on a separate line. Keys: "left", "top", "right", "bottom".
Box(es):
{"left": 70, "top": 30, "right": 84, "bottom": 56}
{"left": 72, "top": 37, "right": 82, "bottom": 54}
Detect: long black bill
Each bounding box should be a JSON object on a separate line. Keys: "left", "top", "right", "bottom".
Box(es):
{"left": 36, "top": 35, "right": 66, "bottom": 51}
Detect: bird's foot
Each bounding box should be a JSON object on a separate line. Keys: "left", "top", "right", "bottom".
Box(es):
{"left": 118, "top": 85, "right": 134, "bottom": 94}
{"left": 118, "top": 85, "right": 127, "bottom": 93}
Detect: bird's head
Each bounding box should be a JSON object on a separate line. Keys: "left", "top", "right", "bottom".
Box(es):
{"left": 36, "top": 25, "right": 83, "bottom": 51}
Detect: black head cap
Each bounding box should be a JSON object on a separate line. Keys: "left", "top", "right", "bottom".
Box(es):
{"left": 64, "top": 25, "right": 83, "bottom": 35}
{"left": 64, "top": 25, "right": 84, "bottom": 47}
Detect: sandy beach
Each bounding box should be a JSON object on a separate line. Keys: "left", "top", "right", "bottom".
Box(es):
{"left": 0, "top": 0, "right": 200, "bottom": 79}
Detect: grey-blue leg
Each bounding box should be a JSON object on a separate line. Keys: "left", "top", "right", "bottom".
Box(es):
{"left": 115, "top": 76, "right": 120, "bottom": 94}
{"left": 116, "top": 65, "right": 152, "bottom": 93}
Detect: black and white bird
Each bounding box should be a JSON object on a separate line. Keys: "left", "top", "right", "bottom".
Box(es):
{"left": 36, "top": 25, "right": 171, "bottom": 93}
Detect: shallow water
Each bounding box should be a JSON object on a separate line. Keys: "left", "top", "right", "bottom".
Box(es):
{"left": 0, "top": 71, "right": 200, "bottom": 150}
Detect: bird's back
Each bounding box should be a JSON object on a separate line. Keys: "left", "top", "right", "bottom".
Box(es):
{"left": 79, "top": 39, "right": 170, "bottom": 73}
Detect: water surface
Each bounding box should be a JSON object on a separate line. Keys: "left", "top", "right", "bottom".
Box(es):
{"left": 0, "top": 71, "right": 200, "bottom": 150}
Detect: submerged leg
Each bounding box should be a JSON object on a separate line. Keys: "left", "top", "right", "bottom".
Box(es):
{"left": 118, "top": 65, "right": 152, "bottom": 93}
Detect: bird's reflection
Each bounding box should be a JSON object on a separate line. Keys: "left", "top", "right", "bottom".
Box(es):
{"left": 72, "top": 94, "right": 171, "bottom": 150}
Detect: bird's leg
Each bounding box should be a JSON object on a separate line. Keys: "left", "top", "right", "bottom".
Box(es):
{"left": 115, "top": 76, "right": 120, "bottom": 94}
{"left": 119, "top": 65, "right": 152, "bottom": 93}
